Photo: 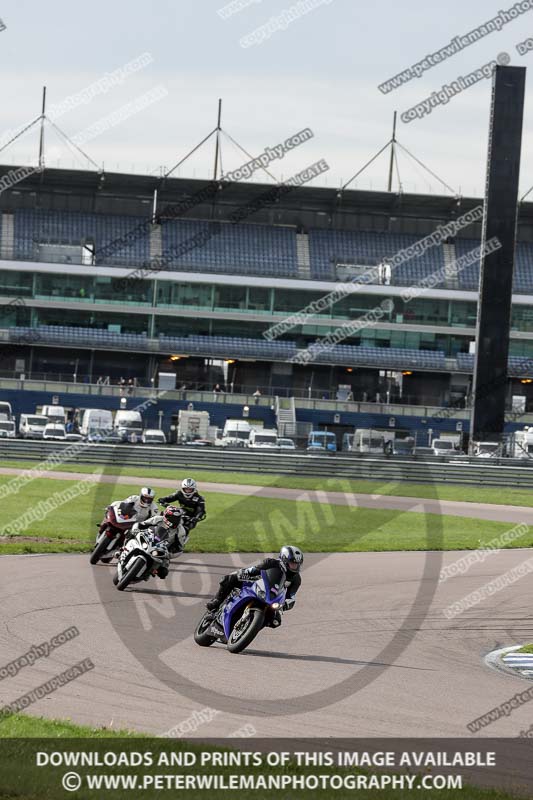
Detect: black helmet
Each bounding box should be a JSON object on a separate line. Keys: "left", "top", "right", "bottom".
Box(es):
{"left": 279, "top": 545, "right": 304, "bottom": 574}
{"left": 163, "top": 505, "right": 183, "bottom": 528}
{"left": 118, "top": 501, "right": 136, "bottom": 519}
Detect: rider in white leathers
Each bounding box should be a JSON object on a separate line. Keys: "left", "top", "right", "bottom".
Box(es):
{"left": 95, "top": 487, "right": 159, "bottom": 543}
{"left": 120, "top": 487, "right": 159, "bottom": 520}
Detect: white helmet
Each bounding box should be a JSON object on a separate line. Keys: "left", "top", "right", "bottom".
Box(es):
{"left": 139, "top": 487, "right": 155, "bottom": 507}
{"left": 181, "top": 477, "right": 197, "bottom": 497}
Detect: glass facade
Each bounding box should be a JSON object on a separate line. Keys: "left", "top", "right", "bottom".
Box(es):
{"left": 3, "top": 268, "right": 533, "bottom": 357}
{"left": 0, "top": 268, "right": 528, "bottom": 332}
{"left": 511, "top": 306, "right": 533, "bottom": 332}
{"left": 158, "top": 282, "right": 212, "bottom": 309}
{"left": 33, "top": 308, "right": 150, "bottom": 333}
{"left": 153, "top": 317, "right": 270, "bottom": 339}
{"left": 509, "top": 340, "right": 533, "bottom": 357}
{"left": 0, "top": 270, "right": 33, "bottom": 297}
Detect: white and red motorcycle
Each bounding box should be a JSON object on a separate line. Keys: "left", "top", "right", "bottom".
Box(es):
{"left": 90, "top": 501, "right": 136, "bottom": 565}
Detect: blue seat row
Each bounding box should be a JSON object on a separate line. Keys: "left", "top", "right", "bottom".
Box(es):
{"left": 160, "top": 218, "right": 298, "bottom": 276}
{"left": 456, "top": 352, "right": 533, "bottom": 375}
{"left": 454, "top": 239, "right": 533, "bottom": 293}
{"left": 159, "top": 334, "right": 298, "bottom": 359}
{"left": 13, "top": 209, "right": 150, "bottom": 266}
{"left": 308, "top": 344, "right": 446, "bottom": 369}
{"left": 10, "top": 208, "right": 533, "bottom": 292}
{"left": 8, "top": 326, "right": 446, "bottom": 371}
{"left": 308, "top": 228, "right": 445, "bottom": 284}
{"left": 12, "top": 325, "right": 148, "bottom": 350}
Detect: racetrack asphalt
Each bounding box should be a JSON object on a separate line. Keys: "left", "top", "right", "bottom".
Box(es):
{"left": 1, "top": 549, "right": 533, "bottom": 739}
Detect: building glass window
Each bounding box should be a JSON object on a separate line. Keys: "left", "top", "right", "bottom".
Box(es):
{"left": 213, "top": 285, "right": 246, "bottom": 310}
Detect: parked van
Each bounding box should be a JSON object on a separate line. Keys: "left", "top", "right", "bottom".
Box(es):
{"left": 392, "top": 436, "right": 415, "bottom": 456}
{"left": 41, "top": 405, "right": 66, "bottom": 423}
{"left": 114, "top": 410, "right": 143, "bottom": 441}
{"left": 277, "top": 437, "right": 296, "bottom": 450}
{"left": 19, "top": 414, "right": 48, "bottom": 439}
{"left": 342, "top": 433, "right": 354, "bottom": 451}
{"left": 0, "top": 419, "right": 16, "bottom": 438}
{"left": 248, "top": 428, "right": 278, "bottom": 449}
{"left": 142, "top": 429, "right": 167, "bottom": 445}
{"left": 43, "top": 423, "right": 67, "bottom": 441}
{"left": 431, "top": 438, "right": 456, "bottom": 457}
{"left": 220, "top": 419, "right": 251, "bottom": 447}
{"left": 79, "top": 408, "right": 114, "bottom": 439}
{"left": 352, "top": 429, "right": 385, "bottom": 454}
{"left": 0, "top": 401, "right": 13, "bottom": 421}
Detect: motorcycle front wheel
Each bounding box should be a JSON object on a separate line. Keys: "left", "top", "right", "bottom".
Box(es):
{"left": 116, "top": 555, "right": 146, "bottom": 591}
{"left": 227, "top": 605, "right": 265, "bottom": 654}
{"left": 90, "top": 531, "right": 115, "bottom": 565}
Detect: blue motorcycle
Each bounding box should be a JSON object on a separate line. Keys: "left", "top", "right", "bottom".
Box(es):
{"left": 194, "top": 566, "right": 287, "bottom": 654}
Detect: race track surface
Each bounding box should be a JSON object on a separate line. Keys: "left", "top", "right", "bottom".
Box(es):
{"left": 1, "top": 549, "right": 533, "bottom": 738}
{"left": 0, "top": 467, "right": 529, "bottom": 523}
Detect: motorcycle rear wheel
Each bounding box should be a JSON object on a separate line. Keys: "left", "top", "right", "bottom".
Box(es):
{"left": 194, "top": 613, "right": 217, "bottom": 647}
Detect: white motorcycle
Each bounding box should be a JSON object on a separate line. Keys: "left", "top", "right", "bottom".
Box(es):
{"left": 113, "top": 528, "right": 170, "bottom": 591}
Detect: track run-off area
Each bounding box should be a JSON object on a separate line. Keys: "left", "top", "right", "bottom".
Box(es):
{"left": 0, "top": 466, "right": 531, "bottom": 524}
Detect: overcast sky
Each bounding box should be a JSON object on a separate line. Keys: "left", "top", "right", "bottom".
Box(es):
{"left": 1, "top": 0, "right": 532, "bottom": 198}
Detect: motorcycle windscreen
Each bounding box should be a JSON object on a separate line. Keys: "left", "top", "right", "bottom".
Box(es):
{"left": 261, "top": 566, "right": 287, "bottom": 603}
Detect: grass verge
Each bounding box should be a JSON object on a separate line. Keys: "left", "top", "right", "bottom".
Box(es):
{"left": 0, "top": 713, "right": 140, "bottom": 738}
{"left": 516, "top": 644, "right": 533, "bottom": 655}
{"left": 2, "top": 459, "right": 532, "bottom": 507}
{"left": 0, "top": 475, "right": 531, "bottom": 555}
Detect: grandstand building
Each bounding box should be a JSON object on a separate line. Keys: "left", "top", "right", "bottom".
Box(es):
{"left": 2, "top": 165, "right": 533, "bottom": 442}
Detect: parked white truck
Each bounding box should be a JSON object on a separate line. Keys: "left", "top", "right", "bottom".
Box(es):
{"left": 511, "top": 427, "right": 533, "bottom": 458}
{"left": 114, "top": 409, "right": 143, "bottom": 442}
{"left": 247, "top": 428, "right": 278, "bottom": 449}
{"left": 219, "top": 419, "right": 251, "bottom": 447}
{"left": 352, "top": 428, "right": 386, "bottom": 454}
{"left": 79, "top": 409, "right": 114, "bottom": 440}
{"left": 473, "top": 442, "right": 500, "bottom": 458}
{"left": 177, "top": 410, "right": 210, "bottom": 444}
{"left": 431, "top": 432, "right": 461, "bottom": 456}
{"left": 40, "top": 405, "right": 66, "bottom": 423}
{"left": 0, "top": 401, "right": 13, "bottom": 421}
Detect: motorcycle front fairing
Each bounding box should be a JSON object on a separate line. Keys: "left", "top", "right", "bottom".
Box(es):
{"left": 222, "top": 568, "right": 287, "bottom": 640}
{"left": 118, "top": 531, "right": 157, "bottom": 578}
{"left": 99, "top": 504, "right": 135, "bottom": 543}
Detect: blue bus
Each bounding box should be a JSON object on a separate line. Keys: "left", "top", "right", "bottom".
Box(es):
{"left": 307, "top": 430, "right": 337, "bottom": 452}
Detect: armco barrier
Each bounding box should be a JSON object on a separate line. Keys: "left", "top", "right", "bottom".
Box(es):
{"left": 2, "top": 439, "right": 533, "bottom": 487}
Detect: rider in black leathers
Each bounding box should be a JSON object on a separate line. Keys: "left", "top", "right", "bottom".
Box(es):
{"left": 205, "top": 546, "right": 304, "bottom": 622}
{"left": 158, "top": 478, "right": 206, "bottom": 533}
